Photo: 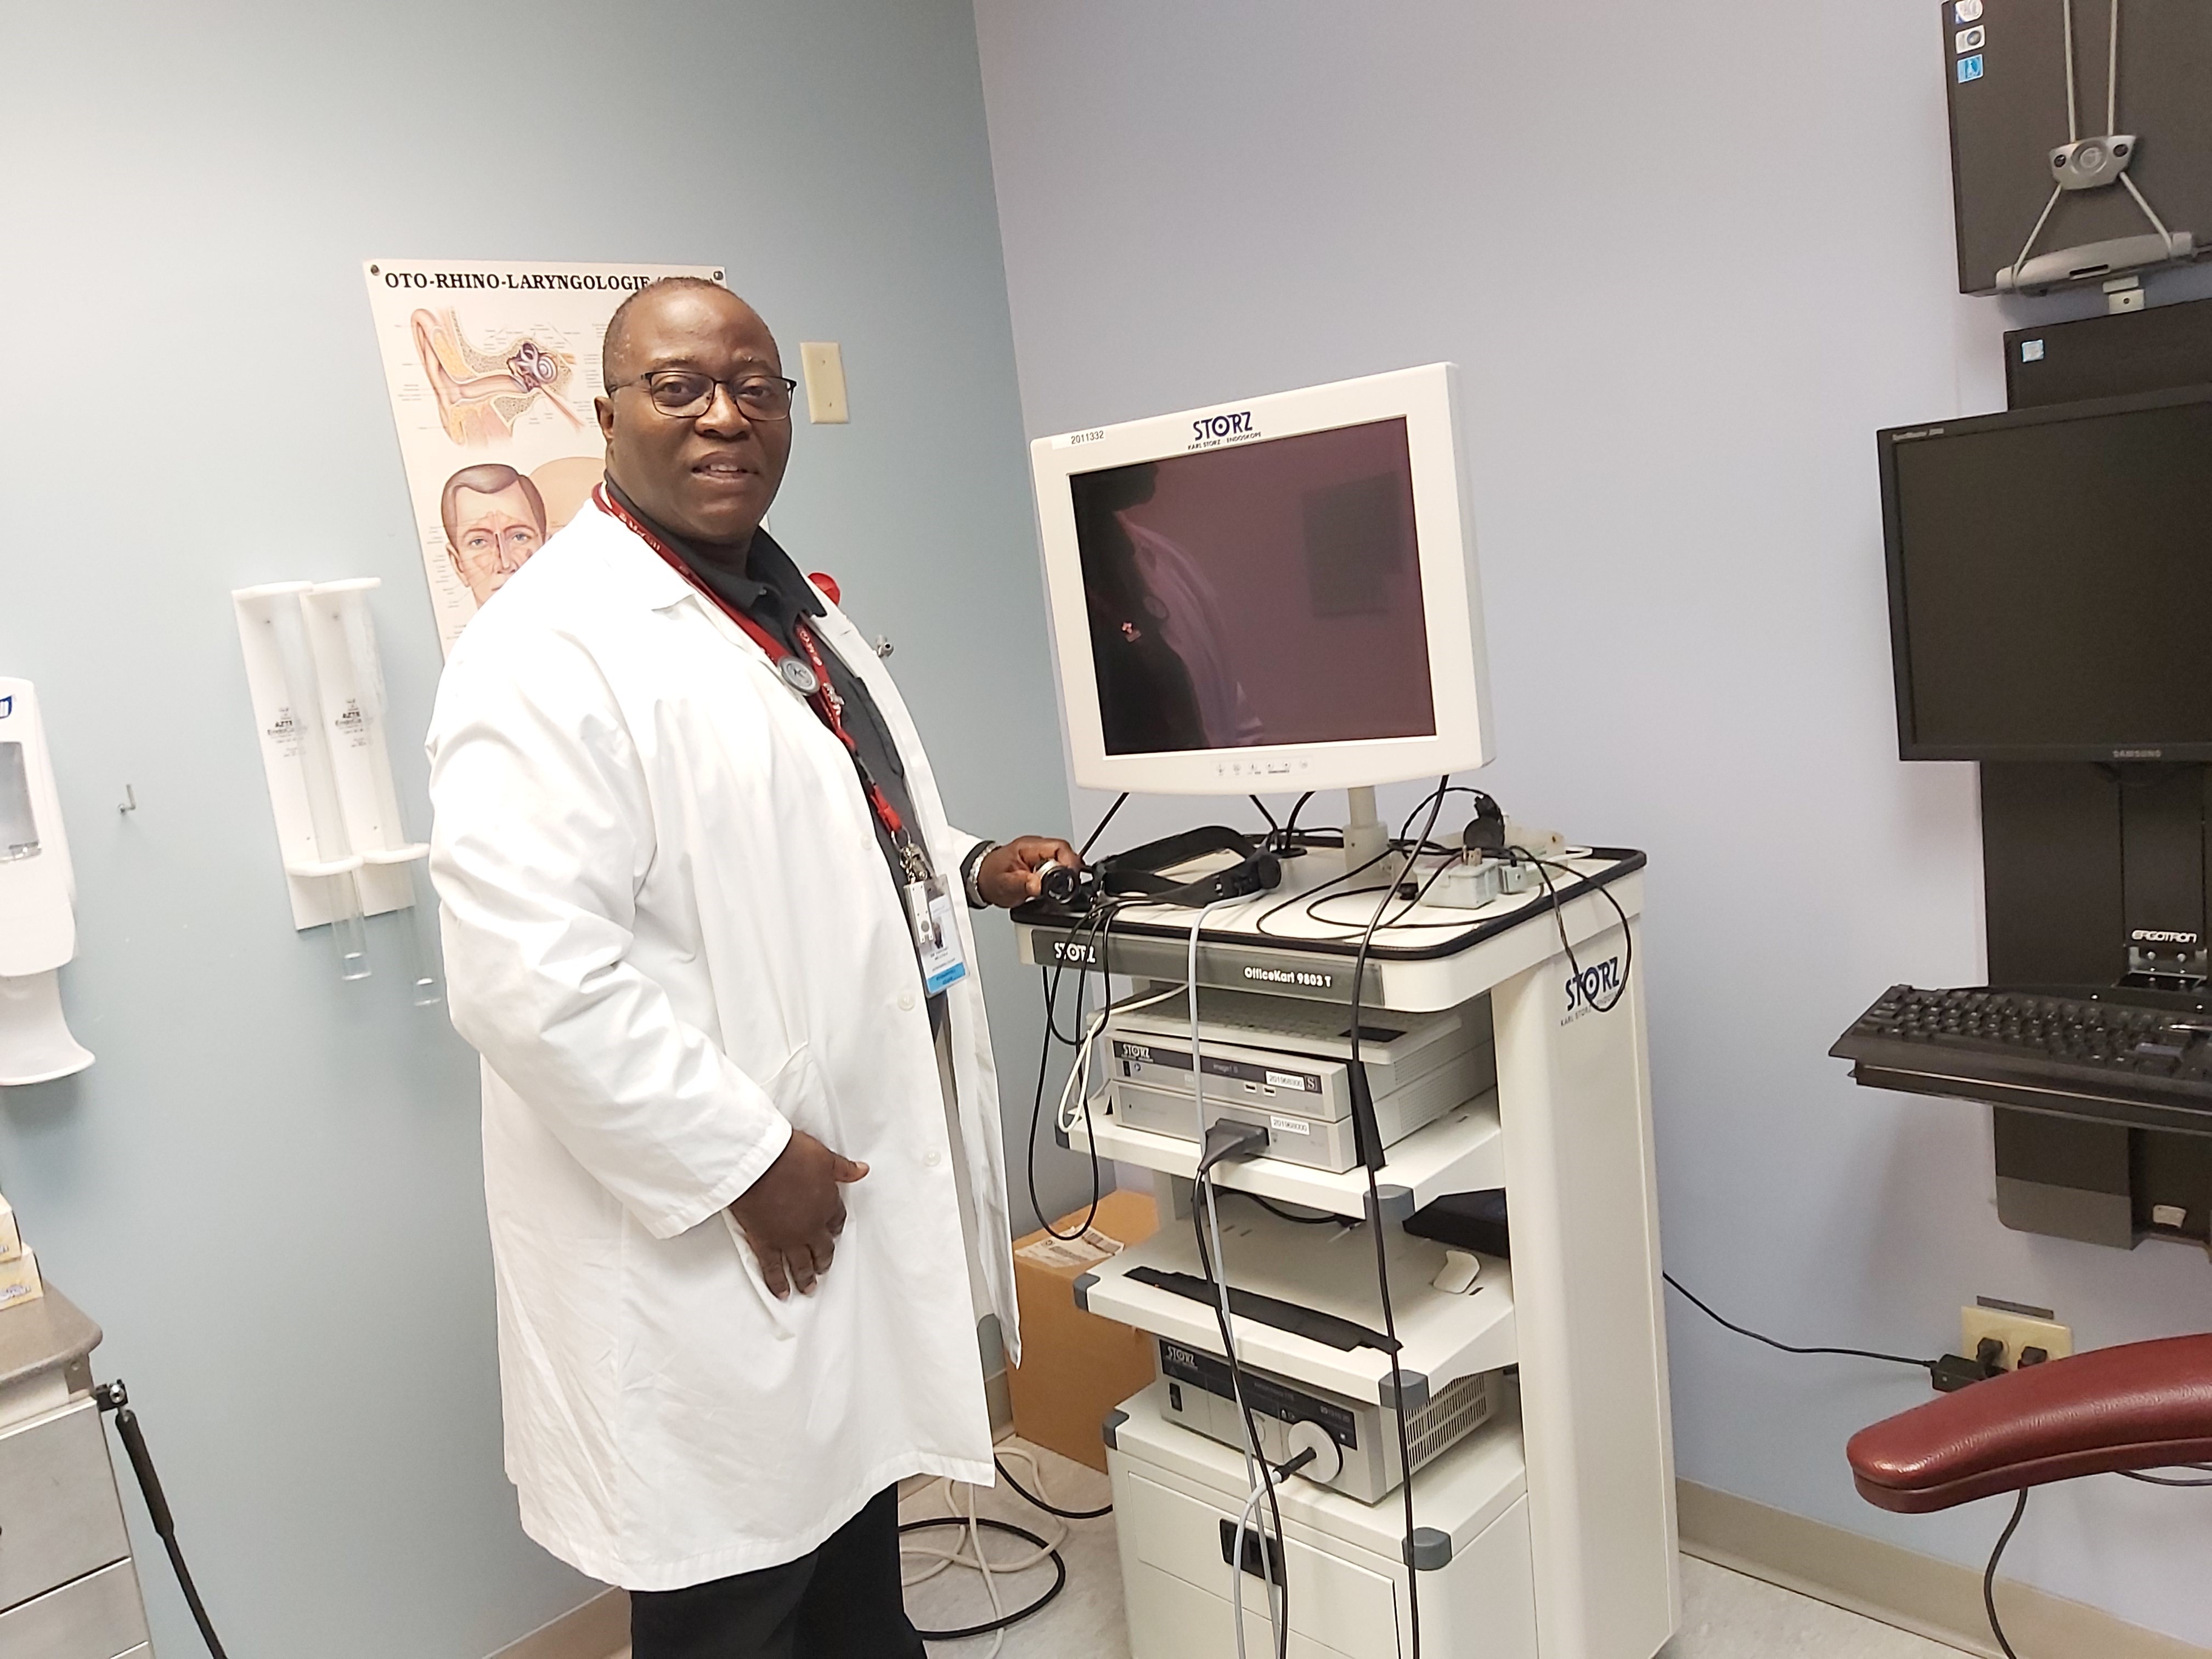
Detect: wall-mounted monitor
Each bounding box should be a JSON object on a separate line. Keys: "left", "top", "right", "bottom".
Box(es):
{"left": 1029, "top": 364, "right": 1492, "bottom": 795}
{"left": 1943, "top": 0, "right": 2212, "bottom": 295}
{"left": 1879, "top": 383, "right": 2212, "bottom": 761}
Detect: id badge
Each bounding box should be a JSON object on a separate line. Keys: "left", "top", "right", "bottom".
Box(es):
{"left": 907, "top": 874, "right": 969, "bottom": 996}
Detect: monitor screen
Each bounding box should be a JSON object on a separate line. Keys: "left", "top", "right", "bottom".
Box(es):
{"left": 1883, "top": 388, "right": 2212, "bottom": 760}
{"left": 1066, "top": 417, "right": 1437, "bottom": 757}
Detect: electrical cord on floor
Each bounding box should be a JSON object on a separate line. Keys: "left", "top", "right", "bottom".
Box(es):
{"left": 94, "top": 1381, "right": 231, "bottom": 1659}
{"left": 995, "top": 1454, "right": 1113, "bottom": 1520}
{"left": 1661, "top": 1273, "right": 1941, "bottom": 1376}
{"left": 1983, "top": 1487, "right": 2028, "bottom": 1659}
{"left": 901, "top": 1445, "right": 1093, "bottom": 1654}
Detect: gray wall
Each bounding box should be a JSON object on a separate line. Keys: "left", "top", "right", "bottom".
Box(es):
{"left": 0, "top": 4, "right": 1068, "bottom": 1655}
{"left": 974, "top": 0, "right": 2212, "bottom": 1646}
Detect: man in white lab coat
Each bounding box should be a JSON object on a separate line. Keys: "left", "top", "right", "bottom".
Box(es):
{"left": 426, "top": 278, "right": 1080, "bottom": 1659}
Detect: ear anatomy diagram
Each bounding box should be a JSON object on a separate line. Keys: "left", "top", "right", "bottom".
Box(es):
{"left": 410, "top": 308, "right": 585, "bottom": 444}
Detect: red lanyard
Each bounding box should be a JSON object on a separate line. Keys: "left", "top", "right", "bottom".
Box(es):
{"left": 593, "top": 485, "right": 915, "bottom": 853}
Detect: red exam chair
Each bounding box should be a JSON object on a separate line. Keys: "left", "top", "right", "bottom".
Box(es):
{"left": 1848, "top": 1335, "right": 2212, "bottom": 1513}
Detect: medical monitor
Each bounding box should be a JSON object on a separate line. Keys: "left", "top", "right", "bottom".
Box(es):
{"left": 1878, "top": 383, "right": 2212, "bottom": 762}
{"left": 1030, "top": 364, "right": 1492, "bottom": 795}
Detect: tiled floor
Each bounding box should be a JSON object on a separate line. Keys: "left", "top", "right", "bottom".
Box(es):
{"left": 609, "top": 1438, "right": 1970, "bottom": 1658}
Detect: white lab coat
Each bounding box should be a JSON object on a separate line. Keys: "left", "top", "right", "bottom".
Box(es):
{"left": 425, "top": 500, "right": 1020, "bottom": 1591}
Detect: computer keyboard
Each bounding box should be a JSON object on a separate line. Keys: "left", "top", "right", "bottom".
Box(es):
{"left": 1831, "top": 984, "right": 2212, "bottom": 1129}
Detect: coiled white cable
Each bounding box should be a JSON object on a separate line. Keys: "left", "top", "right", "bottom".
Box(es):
{"left": 899, "top": 1446, "right": 1081, "bottom": 1659}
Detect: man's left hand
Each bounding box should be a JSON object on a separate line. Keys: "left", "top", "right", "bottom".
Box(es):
{"left": 976, "top": 837, "right": 1082, "bottom": 908}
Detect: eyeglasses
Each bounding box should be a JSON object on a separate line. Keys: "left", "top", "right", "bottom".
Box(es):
{"left": 610, "top": 369, "right": 798, "bottom": 421}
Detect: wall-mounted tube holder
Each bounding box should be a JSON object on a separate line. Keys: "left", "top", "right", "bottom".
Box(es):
{"left": 233, "top": 581, "right": 439, "bottom": 998}
{"left": 0, "top": 679, "right": 94, "bottom": 1085}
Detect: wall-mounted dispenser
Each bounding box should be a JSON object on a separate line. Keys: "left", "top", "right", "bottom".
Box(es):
{"left": 0, "top": 679, "right": 95, "bottom": 1086}
{"left": 233, "top": 581, "right": 441, "bottom": 1000}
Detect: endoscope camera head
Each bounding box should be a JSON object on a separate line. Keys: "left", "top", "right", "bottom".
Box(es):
{"left": 1035, "top": 859, "right": 1094, "bottom": 909}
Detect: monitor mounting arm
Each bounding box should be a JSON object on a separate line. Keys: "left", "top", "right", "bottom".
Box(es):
{"left": 1996, "top": 0, "right": 2193, "bottom": 294}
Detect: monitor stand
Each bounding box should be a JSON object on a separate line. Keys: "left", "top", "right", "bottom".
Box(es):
{"left": 1342, "top": 786, "right": 1390, "bottom": 869}
{"left": 1980, "top": 761, "right": 2212, "bottom": 1248}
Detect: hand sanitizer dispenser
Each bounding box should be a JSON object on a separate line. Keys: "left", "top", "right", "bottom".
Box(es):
{"left": 0, "top": 679, "right": 93, "bottom": 1086}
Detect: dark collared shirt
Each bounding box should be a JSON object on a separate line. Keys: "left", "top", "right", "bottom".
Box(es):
{"left": 605, "top": 480, "right": 947, "bottom": 1023}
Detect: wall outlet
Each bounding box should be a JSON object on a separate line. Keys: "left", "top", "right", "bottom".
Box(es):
{"left": 799, "top": 341, "right": 849, "bottom": 424}
{"left": 1962, "top": 1299, "right": 2073, "bottom": 1371}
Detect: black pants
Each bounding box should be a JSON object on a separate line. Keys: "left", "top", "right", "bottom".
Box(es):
{"left": 629, "top": 1486, "right": 924, "bottom": 1659}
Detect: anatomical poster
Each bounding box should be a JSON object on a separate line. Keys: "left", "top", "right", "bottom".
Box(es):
{"left": 362, "top": 257, "right": 721, "bottom": 653}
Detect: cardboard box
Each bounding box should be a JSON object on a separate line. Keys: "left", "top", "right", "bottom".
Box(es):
{"left": 1007, "top": 1187, "right": 1159, "bottom": 1472}
{"left": 0, "top": 1248, "right": 41, "bottom": 1314}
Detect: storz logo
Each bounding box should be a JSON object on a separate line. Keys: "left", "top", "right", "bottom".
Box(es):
{"left": 1050, "top": 939, "right": 1099, "bottom": 965}
{"left": 1190, "top": 409, "right": 1255, "bottom": 448}
{"left": 1562, "top": 955, "right": 1621, "bottom": 1021}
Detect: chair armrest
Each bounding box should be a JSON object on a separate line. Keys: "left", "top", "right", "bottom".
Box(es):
{"left": 1847, "top": 1334, "right": 2212, "bottom": 1513}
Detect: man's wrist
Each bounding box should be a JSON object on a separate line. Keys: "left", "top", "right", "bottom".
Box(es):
{"left": 961, "top": 840, "right": 997, "bottom": 909}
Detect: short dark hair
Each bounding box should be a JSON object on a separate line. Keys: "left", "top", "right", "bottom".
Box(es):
{"left": 441, "top": 464, "right": 547, "bottom": 544}
{"left": 602, "top": 276, "right": 733, "bottom": 390}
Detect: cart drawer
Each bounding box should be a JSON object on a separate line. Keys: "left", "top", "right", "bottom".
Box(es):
{"left": 0, "top": 1401, "right": 130, "bottom": 1615}
{"left": 0, "top": 1560, "right": 151, "bottom": 1659}
{"left": 1120, "top": 1469, "right": 1398, "bottom": 1659}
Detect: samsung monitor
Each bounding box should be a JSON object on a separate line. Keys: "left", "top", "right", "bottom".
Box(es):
{"left": 1030, "top": 364, "right": 1492, "bottom": 796}
{"left": 1878, "top": 383, "right": 2212, "bottom": 762}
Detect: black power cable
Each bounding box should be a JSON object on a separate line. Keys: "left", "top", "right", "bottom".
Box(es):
{"left": 94, "top": 1382, "right": 230, "bottom": 1659}
{"left": 995, "top": 1454, "right": 1113, "bottom": 1520}
{"left": 1026, "top": 890, "right": 1133, "bottom": 1240}
{"left": 1661, "top": 1274, "right": 1940, "bottom": 1376}
{"left": 898, "top": 1515, "right": 1066, "bottom": 1639}
{"left": 1076, "top": 792, "right": 1130, "bottom": 860}
{"left": 1983, "top": 1488, "right": 2028, "bottom": 1659}
{"left": 2118, "top": 1466, "right": 2212, "bottom": 1487}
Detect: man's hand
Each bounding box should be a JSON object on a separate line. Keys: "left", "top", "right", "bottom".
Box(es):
{"left": 729, "top": 1131, "right": 868, "bottom": 1298}
{"left": 976, "top": 836, "right": 1083, "bottom": 908}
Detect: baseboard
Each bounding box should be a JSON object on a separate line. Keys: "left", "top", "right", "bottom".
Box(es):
{"left": 1677, "top": 1479, "right": 2209, "bottom": 1659}
{"left": 488, "top": 1588, "right": 628, "bottom": 1659}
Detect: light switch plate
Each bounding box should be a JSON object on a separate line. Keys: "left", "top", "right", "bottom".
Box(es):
{"left": 800, "top": 341, "right": 849, "bottom": 424}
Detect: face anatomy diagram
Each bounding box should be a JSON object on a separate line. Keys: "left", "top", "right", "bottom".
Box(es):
{"left": 410, "top": 308, "right": 585, "bottom": 446}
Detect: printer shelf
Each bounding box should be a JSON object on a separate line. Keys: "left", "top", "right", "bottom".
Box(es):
{"left": 1065, "top": 1091, "right": 1505, "bottom": 1223}
{"left": 1076, "top": 1203, "right": 1515, "bottom": 1408}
